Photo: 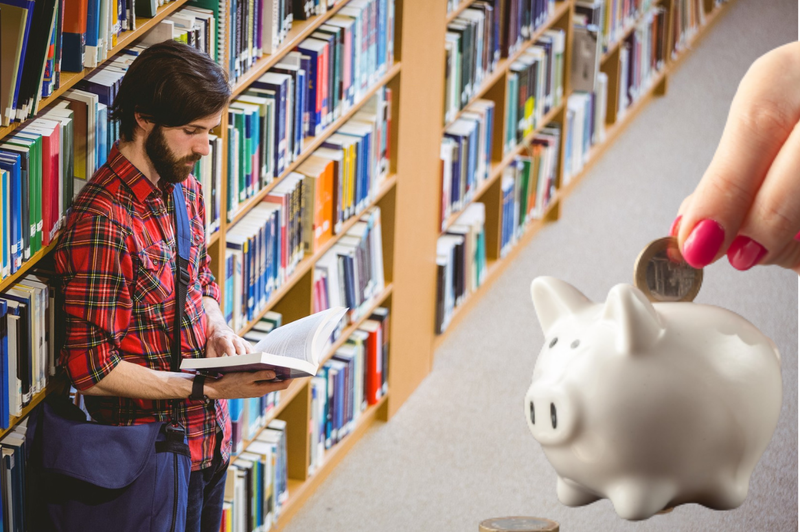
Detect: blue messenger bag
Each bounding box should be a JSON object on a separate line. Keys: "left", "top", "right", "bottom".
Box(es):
{"left": 26, "top": 184, "right": 194, "bottom": 532}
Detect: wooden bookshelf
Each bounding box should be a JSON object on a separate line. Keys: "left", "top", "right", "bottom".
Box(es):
{"left": 434, "top": 196, "right": 560, "bottom": 351}
{"left": 443, "top": 0, "right": 572, "bottom": 131}
{"left": 600, "top": 0, "right": 665, "bottom": 64}
{"left": 276, "top": 393, "right": 389, "bottom": 528}
{"left": 0, "top": 233, "right": 61, "bottom": 293}
{"left": 230, "top": 0, "right": 357, "bottom": 99}
{"left": 35, "top": 0, "right": 193, "bottom": 117}
{"left": 432, "top": 0, "right": 734, "bottom": 351}
{"left": 231, "top": 284, "right": 393, "bottom": 456}
{"left": 0, "top": 0, "right": 193, "bottom": 288}
{"left": 446, "top": 0, "right": 475, "bottom": 24}
{"left": 441, "top": 100, "right": 566, "bottom": 234}
{"left": 234, "top": 174, "right": 397, "bottom": 337}
{"left": 228, "top": 62, "right": 401, "bottom": 227}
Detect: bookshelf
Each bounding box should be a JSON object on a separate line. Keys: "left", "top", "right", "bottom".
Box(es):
{"left": 432, "top": 0, "right": 734, "bottom": 349}
{"left": 0, "top": 0, "right": 736, "bottom": 529}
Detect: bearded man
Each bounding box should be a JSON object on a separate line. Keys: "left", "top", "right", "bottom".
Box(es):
{"left": 54, "top": 40, "right": 291, "bottom": 532}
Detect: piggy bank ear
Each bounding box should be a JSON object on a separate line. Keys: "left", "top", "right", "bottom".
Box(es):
{"left": 530, "top": 277, "right": 592, "bottom": 335}
{"left": 602, "top": 284, "right": 664, "bottom": 354}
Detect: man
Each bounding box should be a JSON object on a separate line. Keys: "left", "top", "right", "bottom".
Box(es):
{"left": 54, "top": 40, "right": 291, "bottom": 531}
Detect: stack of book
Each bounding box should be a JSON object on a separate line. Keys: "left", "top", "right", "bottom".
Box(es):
{"left": 309, "top": 306, "right": 389, "bottom": 473}
{"left": 502, "top": 0, "right": 557, "bottom": 58}
{"left": 563, "top": 72, "right": 608, "bottom": 185}
{"left": 441, "top": 99, "right": 495, "bottom": 228}
{"left": 224, "top": 87, "right": 390, "bottom": 333}
{"left": 500, "top": 123, "right": 560, "bottom": 256}
{"left": 504, "top": 28, "right": 565, "bottom": 153}
{"left": 435, "top": 202, "right": 486, "bottom": 334}
{"left": 599, "top": 0, "right": 654, "bottom": 53}
{"left": 191, "top": 0, "right": 395, "bottom": 91}
{"left": 313, "top": 206, "right": 385, "bottom": 326}
{"left": 226, "top": 70, "right": 391, "bottom": 223}
{"left": 132, "top": 5, "right": 219, "bottom": 60}
{"left": 444, "top": 1, "right": 501, "bottom": 124}
{"left": 0, "top": 0, "right": 174, "bottom": 126}
{"left": 617, "top": 5, "right": 668, "bottom": 118}
{"left": 223, "top": 418, "right": 289, "bottom": 532}
{"left": 0, "top": 416, "right": 31, "bottom": 531}
{"left": 0, "top": 274, "right": 58, "bottom": 429}
{"left": 671, "top": 0, "right": 706, "bottom": 56}
{"left": 0, "top": 108, "right": 81, "bottom": 279}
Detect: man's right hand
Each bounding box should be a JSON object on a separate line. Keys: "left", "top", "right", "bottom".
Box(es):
{"left": 204, "top": 370, "right": 293, "bottom": 399}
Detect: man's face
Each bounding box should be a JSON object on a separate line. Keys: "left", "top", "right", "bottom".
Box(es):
{"left": 145, "top": 112, "right": 222, "bottom": 185}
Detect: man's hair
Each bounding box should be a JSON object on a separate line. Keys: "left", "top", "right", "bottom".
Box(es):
{"left": 110, "top": 40, "right": 231, "bottom": 141}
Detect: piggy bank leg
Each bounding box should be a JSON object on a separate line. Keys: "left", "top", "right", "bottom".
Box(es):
{"left": 607, "top": 479, "right": 677, "bottom": 521}
{"left": 702, "top": 470, "right": 749, "bottom": 510}
{"left": 557, "top": 476, "right": 601, "bottom": 506}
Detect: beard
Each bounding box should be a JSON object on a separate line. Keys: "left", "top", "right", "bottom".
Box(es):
{"left": 145, "top": 125, "right": 201, "bottom": 185}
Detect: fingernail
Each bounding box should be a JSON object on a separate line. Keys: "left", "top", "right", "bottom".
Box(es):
{"left": 670, "top": 215, "right": 682, "bottom": 237}
{"left": 795, "top": 230, "right": 800, "bottom": 241}
{"left": 683, "top": 219, "right": 725, "bottom": 268}
{"left": 727, "top": 235, "right": 767, "bottom": 271}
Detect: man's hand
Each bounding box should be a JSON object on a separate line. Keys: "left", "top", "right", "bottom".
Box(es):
{"left": 203, "top": 296, "right": 253, "bottom": 357}
{"left": 205, "top": 370, "right": 294, "bottom": 399}
{"left": 206, "top": 325, "right": 253, "bottom": 358}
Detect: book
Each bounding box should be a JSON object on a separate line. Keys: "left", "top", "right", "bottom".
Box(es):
{"left": 181, "top": 306, "right": 347, "bottom": 378}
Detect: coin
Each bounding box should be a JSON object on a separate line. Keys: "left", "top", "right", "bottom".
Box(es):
{"left": 634, "top": 237, "right": 702, "bottom": 303}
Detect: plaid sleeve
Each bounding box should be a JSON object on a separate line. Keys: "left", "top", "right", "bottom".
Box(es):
{"left": 54, "top": 214, "right": 134, "bottom": 391}
{"left": 195, "top": 184, "right": 221, "bottom": 304}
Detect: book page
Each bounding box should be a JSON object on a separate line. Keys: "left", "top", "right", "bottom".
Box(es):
{"left": 251, "top": 307, "right": 347, "bottom": 365}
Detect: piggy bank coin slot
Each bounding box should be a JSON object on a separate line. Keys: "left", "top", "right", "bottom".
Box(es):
{"left": 549, "top": 338, "right": 558, "bottom": 348}
{"left": 550, "top": 403, "right": 557, "bottom": 429}
{"left": 634, "top": 237, "right": 703, "bottom": 303}
{"left": 529, "top": 401, "right": 536, "bottom": 425}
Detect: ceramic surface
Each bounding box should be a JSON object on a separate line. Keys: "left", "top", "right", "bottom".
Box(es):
{"left": 525, "top": 277, "right": 782, "bottom": 520}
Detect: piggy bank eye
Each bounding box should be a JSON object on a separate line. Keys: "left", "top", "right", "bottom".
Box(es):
{"left": 550, "top": 403, "right": 558, "bottom": 429}
{"left": 571, "top": 339, "right": 580, "bottom": 349}
{"left": 529, "top": 401, "right": 535, "bottom": 425}
{"left": 549, "top": 338, "right": 558, "bottom": 348}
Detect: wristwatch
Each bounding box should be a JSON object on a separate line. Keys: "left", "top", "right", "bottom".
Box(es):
{"left": 189, "top": 374, "right": 210, "bottom": 403}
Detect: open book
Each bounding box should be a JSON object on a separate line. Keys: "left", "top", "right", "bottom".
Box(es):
{"left": 181, "top": 307, "right": 348, "bottom": 379}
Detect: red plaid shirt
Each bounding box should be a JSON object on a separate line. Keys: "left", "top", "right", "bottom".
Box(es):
{"left": 54, "top": 143, "right": 231, "bottom": 471}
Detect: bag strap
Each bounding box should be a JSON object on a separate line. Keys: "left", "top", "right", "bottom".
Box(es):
{"left": 171, "top": 183, "right": 191, "bottom": 374}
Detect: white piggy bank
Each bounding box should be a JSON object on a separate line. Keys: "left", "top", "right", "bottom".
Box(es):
{"left": 525, "top": 277, "right": 782, "bottom": 520}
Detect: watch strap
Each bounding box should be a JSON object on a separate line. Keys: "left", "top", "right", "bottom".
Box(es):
{"left": 190, "top": 374, "right": 207, "bottom": 401}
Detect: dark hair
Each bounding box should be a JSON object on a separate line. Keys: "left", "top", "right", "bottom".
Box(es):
{"left": 110, "top": 40, "right": 230, "bottom": 141}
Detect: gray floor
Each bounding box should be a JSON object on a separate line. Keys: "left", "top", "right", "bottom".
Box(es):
{"left": 283, "top": 1, "right": 799, "bottom": 530}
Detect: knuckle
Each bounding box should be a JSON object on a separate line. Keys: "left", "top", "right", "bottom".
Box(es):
{"left": 753, "top": 199, "right": 799, "bottom": 238}
{"left": 703, "top": 168, "right": 752, "bottom": 208}
{"left": 736, "top": 98, "right": 794, "bottom": 140}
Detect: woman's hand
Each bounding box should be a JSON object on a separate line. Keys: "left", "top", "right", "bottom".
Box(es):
{"left": 672, "top": 41, "right": 800, "bottom": 274}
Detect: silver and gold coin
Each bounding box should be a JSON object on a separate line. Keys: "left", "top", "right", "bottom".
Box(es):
{"left": 634, "top": 237, "right": 702, "bottom": 303}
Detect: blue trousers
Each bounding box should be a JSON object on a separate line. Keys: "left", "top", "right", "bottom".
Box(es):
{"left": 185, "top": 433, "right": 229, "bottom": 532}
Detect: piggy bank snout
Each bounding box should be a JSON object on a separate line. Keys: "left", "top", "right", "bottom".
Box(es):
{"left": 525, "top": 385, "right": 578, "bottom": 446}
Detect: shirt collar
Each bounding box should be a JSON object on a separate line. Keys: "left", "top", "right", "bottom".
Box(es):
{"left": 107, "top": 142, "right": 167, "bottom": 203}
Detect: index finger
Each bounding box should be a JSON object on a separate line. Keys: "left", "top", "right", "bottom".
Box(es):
{"left": 677, "top": 42, "right": 800, "bottom": 268}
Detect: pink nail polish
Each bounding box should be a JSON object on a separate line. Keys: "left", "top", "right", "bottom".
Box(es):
{"left": 683, "top": 219, "right": 725, "bottom": 268}
{"left": 670, "top": 215, "right": 682, "bottom": 237}
{"left": 795, "top": 230, "right": 800, "bottom": 241}
{"left": 727, "top": 236, "right": 767, "bottom": 271}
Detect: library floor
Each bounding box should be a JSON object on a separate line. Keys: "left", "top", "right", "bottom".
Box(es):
{"left": 283, "top": 1, "right": 799, "bottom": 530}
